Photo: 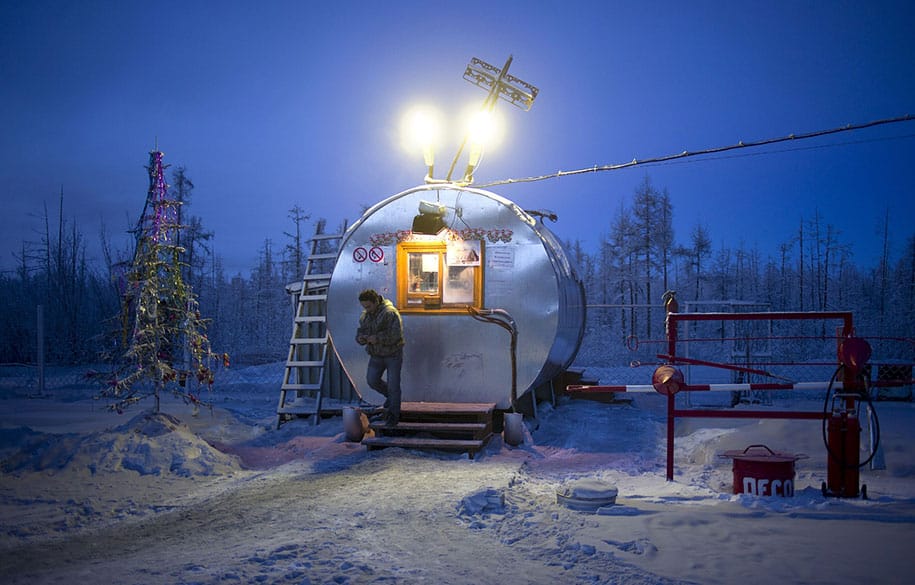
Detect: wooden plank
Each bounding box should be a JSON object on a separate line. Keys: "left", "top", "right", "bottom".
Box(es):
{"left": 309, "top": 233, "right": 344, "bottom": 241}
{"left": 288, "top": 338, "right": 328, "bottom": 345}
{"left": 286, "top": 361, "right": 326, "bottom": 368}
{"left": 277, "top": 405, "right": 318, "bottom": 415}
{"left": 307, "top": 253, "right": 338, "bottom": 261}
{"left": 298, "top": 294, "right": 328, "bottom": 302}
{"left": 362, "top": 436, "right": 484, "bottom": 450}
{"left": 368, "top": 421, "right": 487, "bottom": 433}
{"left": 281, "top": 383, "right": 322, "bottom": 392}
{"left": 283, "top": 360, "right": 323, "bottom": 368}
{"left": 400, "top": 401, "right": 496, "bottom": 415}
{"left": 294, "top": 315, "right": 326, "bottom": 323}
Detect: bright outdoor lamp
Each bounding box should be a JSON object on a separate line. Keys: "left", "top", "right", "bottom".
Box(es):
{"left": 463, "top": 109, "right": 502, "bottom": 182}
{"left": 403, "top": 56, "right": 537, "bottom": 185}
{"left": 401, "top": 102, "right": 507, "bottom": 184}
{"left": 467, "top": 110, "right": 498, "bottom": 150}
{"left": 401, "top": 106, "right": 442, "bottom": 179}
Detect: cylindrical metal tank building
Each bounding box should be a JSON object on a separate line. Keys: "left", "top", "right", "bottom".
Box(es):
{"left": 326, "top": 184, "right": 585, "bottom": 409}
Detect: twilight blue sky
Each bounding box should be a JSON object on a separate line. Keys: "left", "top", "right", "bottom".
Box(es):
{"left": 2, "top": 0, "right": 914, "bottom": 277}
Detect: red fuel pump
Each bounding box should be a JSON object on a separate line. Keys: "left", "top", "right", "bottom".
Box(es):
{"left": 821, "top": 336, "right": 878, "bottom": 499}
{"left": 825, "top": 400, "right": 861, "bottom": 497}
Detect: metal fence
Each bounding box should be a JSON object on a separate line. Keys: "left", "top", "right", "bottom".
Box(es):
{"left": 3, "top": 306, "right": 911, "bottom": 403}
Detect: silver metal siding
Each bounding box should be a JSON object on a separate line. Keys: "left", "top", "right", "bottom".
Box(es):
{"left": 326, "top": 185, "right": 584, "bottom": 409}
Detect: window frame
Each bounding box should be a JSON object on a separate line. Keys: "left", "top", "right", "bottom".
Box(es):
{"left": 396, "top": 240, "right": 484, "bottom": 314}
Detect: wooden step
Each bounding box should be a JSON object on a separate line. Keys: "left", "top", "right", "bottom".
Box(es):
{"left": 397, "top": 402, "right": 496, "bottom": 422}
{"left": 288, "top": 337, "right": 328, "bottom": 345}
{"left": 286, "top": 360, "right": 326, "bottom": 368}
{"left": 360, "top": 401, "right": 495, "bottom": 458}
{"left": 362, "top": 436, "right": 486, "bottom": 458}
{"left": 307, "top": 252, "right": 338, "bottom": 261}
{"left": 298, "top": 294, "right": 328, "bottom": 302}
{"left": 294, "top": 315, "right": 326, "bottom": 323}
{"left": 280, "top": 383, "right": 322, "bottom": 392}
{"left": 283, "top": 359, "right": 323, "bottom": 368}
{"left": 302, "top": 273, "right": 333, "bottom": 281}
{"left": 309, "top": 233, "right": 344, "bottom": 241}
{"left": 368, "top": 421, "right": 488, "bottom": 438}
{"left": 277, "top": 404, "right": 318, "bottom": 416}
{"left": 399, "top": 401, "right": 496, "bottom": 414}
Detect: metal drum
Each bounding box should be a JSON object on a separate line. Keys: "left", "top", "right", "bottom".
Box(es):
{"left": 326, "top": 184, "right": 585, "bottom": 409}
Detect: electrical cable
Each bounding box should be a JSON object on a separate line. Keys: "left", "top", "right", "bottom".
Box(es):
{"left": 645, "top": 132, "right": 915, "bottom": 168}
{"left": 476, "top": 114, "right": 915, "bottom": 188}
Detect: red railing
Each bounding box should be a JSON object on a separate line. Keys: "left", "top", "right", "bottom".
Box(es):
{"left": 571, "top": 311, "right": 863, "bottom": 481}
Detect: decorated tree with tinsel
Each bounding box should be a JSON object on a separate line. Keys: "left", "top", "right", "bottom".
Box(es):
{"left": 90, "top": 149, "right": 227, "bottom": 414}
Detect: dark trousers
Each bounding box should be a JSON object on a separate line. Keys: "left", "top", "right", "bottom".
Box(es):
{"left": 366, "top": 352, "right": 402, "bottom": 418}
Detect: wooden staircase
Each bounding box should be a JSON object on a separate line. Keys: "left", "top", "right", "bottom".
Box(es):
{"left": 277, "top": 227, "right": 348, "bottom": 428}
{"left": 362, "top": 402, "right": 496, "bottom": 459}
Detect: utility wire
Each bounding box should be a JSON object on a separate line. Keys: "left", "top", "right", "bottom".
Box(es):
{"left": 477, "top": 114, "right": 914, "bottom": 188}
{"left": 647, "top": 132, "right": 915, "bottom": 167}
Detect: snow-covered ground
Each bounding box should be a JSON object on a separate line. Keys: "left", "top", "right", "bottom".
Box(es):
{"left": 1, "top": 364, "right": 913, "bottom": 585}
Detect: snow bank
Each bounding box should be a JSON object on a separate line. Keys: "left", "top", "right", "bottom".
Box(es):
{"left": 2, "top": 411, "right": 242, "bottom": 477}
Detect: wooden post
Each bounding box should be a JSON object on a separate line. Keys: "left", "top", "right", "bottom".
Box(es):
{"left": 37, "top": 305, "right": 45, "bottom": 396}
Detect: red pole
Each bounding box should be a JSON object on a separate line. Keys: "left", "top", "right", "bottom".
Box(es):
{"left": 667, "top": 393, "right": 675, "bottom": 480}
{"left": 665, "top": 297, "right": 678, "bottom": 481}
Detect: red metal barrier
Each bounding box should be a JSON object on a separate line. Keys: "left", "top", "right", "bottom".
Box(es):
{"left": 660, "top": 311, "right": 858, "bottom": 481}
{"left": 570, "top": 311, "right": 858, "bottom": 481}
{"left": 569, "top": 310, "right": 915, "bottom": 484}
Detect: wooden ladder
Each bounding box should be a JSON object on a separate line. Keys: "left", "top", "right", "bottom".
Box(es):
{"left": 276, "top": 227, "right": 345, "bottom": 429}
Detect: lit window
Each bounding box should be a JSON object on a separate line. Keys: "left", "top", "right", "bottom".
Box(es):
{"left": 396, "top": 240, "right": 483, "bottom": 313}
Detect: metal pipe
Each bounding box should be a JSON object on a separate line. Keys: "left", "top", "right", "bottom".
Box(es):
{"left": 667, "top": 311, "right": 854, "bottom": 324}
{"left": 468, "top": 307, "right": 518, "bottom": 409}
{"left": 656, "top": 353, "right": 793, "bottom": 382}
{"left": 567, "top": 381, "right": 852, "bottom": 393}
{"left": 672, "top": 409, "right": 826, "bottom": 420}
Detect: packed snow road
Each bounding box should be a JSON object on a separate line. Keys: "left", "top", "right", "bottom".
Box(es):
{"left": 1, "top": 449, "right": 686, "bottom": 585}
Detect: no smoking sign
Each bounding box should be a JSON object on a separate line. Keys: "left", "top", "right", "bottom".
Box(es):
{"left": 353, "top": 246, "right": 385, "bottom": 263}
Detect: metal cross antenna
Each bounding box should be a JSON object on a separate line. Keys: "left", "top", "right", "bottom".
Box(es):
{"left": 443, "top": 55, "right": 540, "bottom": 183}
